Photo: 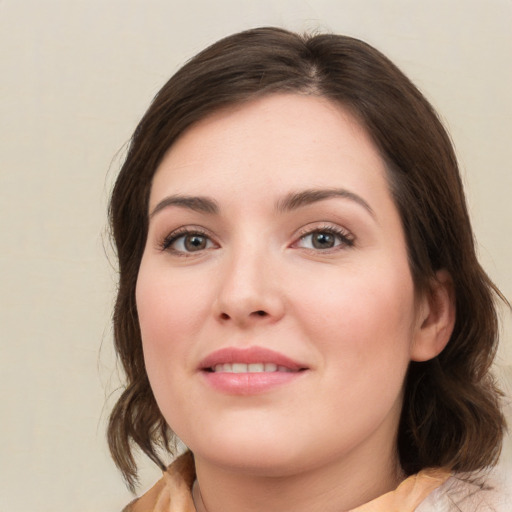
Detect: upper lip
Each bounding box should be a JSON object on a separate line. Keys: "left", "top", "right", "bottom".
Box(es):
{"left": 199, "top": 346, "right": 306, "bottom": 371}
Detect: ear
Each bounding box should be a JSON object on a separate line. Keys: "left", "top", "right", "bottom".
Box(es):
{"left": 410, "top": 269, "right": 456, "bottom": 362}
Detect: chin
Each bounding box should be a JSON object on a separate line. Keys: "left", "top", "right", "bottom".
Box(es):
{"left": 185, "top": 428, "right": 312, "bottom": 477}
{"left": 207, "top": 450, "right": 307, "bottom": 477}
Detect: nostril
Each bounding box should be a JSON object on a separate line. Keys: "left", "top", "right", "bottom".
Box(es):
{"left": 218, "top": 310, "right": 269, "bottom": 321}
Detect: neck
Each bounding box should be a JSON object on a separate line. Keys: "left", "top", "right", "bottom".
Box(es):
{"left": 192, "top": 445, "right": 404, "bottom": 512}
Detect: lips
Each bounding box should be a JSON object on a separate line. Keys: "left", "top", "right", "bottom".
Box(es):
{"left": 199, "top": 346, "right": 308, "bottom": 395}
{"left": 199, "top": 346, "right": 306, "bottom": 372}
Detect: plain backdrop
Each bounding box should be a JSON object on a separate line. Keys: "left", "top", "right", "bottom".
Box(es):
{"left": 1, "top": 1, "right": 511, "bottom": 510}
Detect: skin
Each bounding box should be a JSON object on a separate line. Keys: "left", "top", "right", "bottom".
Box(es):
{"left": 136, "top": 94, "right": 454, "bottom": 512}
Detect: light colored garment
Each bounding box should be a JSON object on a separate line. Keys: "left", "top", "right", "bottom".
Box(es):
{"left": 124, "top": 451, "right": 510, "bottom": 512}
{"left": 416, "top": 471, "right": 512, "bottom": 512}
{"left": 123, "top": 453, "right": 196, "bottom": 512}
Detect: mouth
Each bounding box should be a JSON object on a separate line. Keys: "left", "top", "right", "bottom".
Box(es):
{"left": 198, "top": 347, "right": 308, "bottom": 394}
{"left": 199, "top": 346, "right": 307, "bottom": 373}
{"left": 208, "top": 362, "right": 298, "bottom": 373}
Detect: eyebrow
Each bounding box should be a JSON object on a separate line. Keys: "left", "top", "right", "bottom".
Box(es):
{"left": 276, "top": 188, "right": 375, "bottom": 218}
{"left": 150, "top": 195, "right": 219, "bottom": 218}
{"left": 150, "top": 188, "right": 374, "bottom": 219}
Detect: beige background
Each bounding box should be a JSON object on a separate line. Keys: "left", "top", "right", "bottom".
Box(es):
{"left": 1, "top": 1, "right": 511, "bottom": 510}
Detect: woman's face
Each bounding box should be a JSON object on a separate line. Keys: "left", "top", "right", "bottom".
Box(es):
{"left": 136, "top": 94, "right": 428, "bottom": 476}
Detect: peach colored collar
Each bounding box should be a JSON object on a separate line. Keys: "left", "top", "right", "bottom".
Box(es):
{"left": 350, "top": 467, "right": 450, "bottom": 511}
{"left": 124, "top": 451, "right": 451, "bottom": 512}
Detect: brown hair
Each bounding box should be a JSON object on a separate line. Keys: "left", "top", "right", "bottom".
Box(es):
{"left": 108, "top": 27, "right": 506, "bottom": 490}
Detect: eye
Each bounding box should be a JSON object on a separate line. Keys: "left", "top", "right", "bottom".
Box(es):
{"left": 162, "top": 229, "right": 217, "bottom": 254}
{"left": 295, "top": 227, "right": 354, "bottom": 251}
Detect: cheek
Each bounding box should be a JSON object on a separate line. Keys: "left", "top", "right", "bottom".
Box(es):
{"left": 135, "top": 263, "right": 207, "bottom": 386}
{"left": 135, "top": 264, "right": 207, "bottom": 436}
{"left": 292, "top": 261, "right": 417, "bottom": 370}
{"left": 137, "top": 257, "right": 210, "bottom": 336}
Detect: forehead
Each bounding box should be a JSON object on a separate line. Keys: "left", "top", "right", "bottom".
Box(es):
{"left": 150, "top": 93, "right": 390, "bottom": 209}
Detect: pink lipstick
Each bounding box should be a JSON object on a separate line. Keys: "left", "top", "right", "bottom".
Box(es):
{"left": 199, "top": 346, "right": 307, "bottom": 395}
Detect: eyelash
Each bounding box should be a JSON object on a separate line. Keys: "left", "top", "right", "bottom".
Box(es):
{"left": 160, "top": 227, "right": 215, "bottom": 255}
{"left": 294, "top": 224, "right": 355, "bottom": 251}
{"left": 159, "top": 224, "right": 355, "bottom": 255}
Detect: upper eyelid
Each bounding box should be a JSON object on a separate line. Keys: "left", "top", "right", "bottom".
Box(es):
{"left": 291, "top": 223, "right": 355, "bottom": 249}
{"left": 157, "top": 221, "right": 355, "bottom": 250}
{"left": 160, "top": 226, "right": 216, "bottom": 251}
{"left": 294, "top": 222, "right": 354, "bottom": 239}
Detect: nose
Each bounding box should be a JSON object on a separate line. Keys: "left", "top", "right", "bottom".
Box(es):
{"left": 213, "top": 244, "right": 285, "bottom": 327}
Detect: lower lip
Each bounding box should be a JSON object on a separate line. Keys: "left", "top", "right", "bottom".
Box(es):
{"left": 201, "top": 370, "right": 305, "bottom": 395}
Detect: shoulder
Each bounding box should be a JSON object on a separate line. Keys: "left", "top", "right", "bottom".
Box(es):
{"left": 416, "top": 469, "right": 512, "bottom": 512}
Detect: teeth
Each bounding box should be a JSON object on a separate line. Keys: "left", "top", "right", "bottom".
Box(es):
{"left": 232, "top": 363, "right": 247, "bottom": 373}
{"left": 212, "top": 363, "right": 291, "bottom": 373}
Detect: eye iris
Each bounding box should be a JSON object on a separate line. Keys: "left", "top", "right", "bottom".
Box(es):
{"left": 184, "top": 234, "right": 207, "bottom": 251}
{"left": 312, "top": 232, "right": 335, "bottom": 249}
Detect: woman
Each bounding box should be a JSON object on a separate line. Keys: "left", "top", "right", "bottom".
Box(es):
{"left": 108, "top": 27, "right": 509, "bottom": 511}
